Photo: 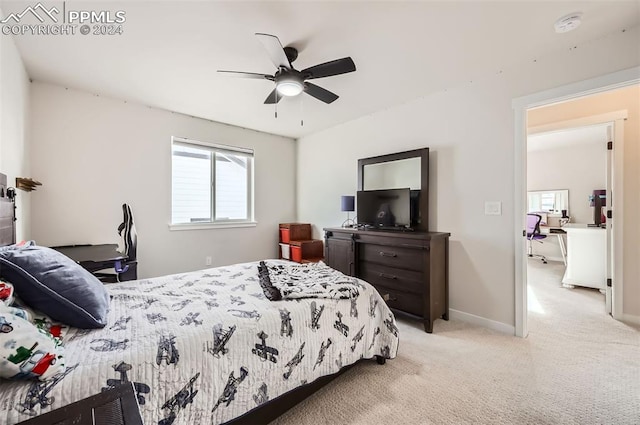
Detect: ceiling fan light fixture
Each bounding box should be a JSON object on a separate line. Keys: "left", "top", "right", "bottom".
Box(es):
{"left": 220, "top": 34, "right": 354, "bottom": 105}
{"left": 276, "top": 80, "right": 303, "bottom": 97}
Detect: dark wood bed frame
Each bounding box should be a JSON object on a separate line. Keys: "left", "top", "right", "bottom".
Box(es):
{"left": 0, "top": 175, "right": 388, "bottom": 424}
{"left": 228, "top": 356, "right": 385, "bottom": 425}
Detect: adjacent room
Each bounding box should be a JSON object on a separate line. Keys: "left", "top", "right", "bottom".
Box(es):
{"left": 0, "top": 1, "right": 638, "bottom": 424}
{"left": 524, "top": 84, "right": 640, "bottom": 369}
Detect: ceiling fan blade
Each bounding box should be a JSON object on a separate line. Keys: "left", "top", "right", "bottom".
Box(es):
{"left": 255, "top": 33, "right": 291, "bottom": 70}
{"left": 304, "top": 82, "right": 339, "bottom": 104}
{"left": 264, "top": 88, "right": 283, "bottom": 104}
{"left": 217, "top": 70, "right": 274, "bottom": 80}
{"left": 301, "top": 57, "right": 356, "bottom": 79}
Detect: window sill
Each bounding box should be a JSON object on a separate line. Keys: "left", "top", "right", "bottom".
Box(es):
{"left": 169, "top": 221, "right": 257, "bottom": 231}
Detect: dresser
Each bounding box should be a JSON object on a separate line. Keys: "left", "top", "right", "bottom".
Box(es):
{"left": 324, "top": 227, "right": 450, "bottom": 333}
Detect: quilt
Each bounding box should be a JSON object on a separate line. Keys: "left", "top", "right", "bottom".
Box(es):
{"left": 0, "top": 260, "right": 399, "bottom": 424}
{"left": 259, "top": 260, "right": 361, "bottom": 300}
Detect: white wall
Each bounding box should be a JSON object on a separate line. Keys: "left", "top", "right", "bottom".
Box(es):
{"left": 529, "top": 142, "right": 607, "bottom": 225}
{"left": 296, "top": 27, "right": 640, "bottom": 329}
{"left": 527, "top": 142, "right": 606, "bottom": 261}
{"left": 0, "top": 27, "right": 30, "bottom": 240}
{"left": 30, "top": 83, "right": 296, "bottom": 279}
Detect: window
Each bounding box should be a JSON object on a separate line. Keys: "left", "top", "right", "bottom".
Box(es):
{"left": 171, "top": 137, "right": 254, "bottom": 227}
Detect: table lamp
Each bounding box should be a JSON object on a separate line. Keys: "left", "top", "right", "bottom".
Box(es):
{"left": 341, "top": 195, "right": 355, "bottom": 228}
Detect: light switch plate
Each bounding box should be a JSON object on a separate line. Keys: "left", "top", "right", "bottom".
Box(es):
{"left": 485, "top": 201, "right": 502, "bottom": 216}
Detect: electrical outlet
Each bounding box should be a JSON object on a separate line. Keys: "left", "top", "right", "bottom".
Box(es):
{"left": 205, "top": 256, "right": 212, "bottom": 266}
{"left": 485, "top": 201, "right": 502, "bottom": 216}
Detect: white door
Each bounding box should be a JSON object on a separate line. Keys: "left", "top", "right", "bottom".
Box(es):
{"left": 605, "top": 124, "right": 613, "bottom": 314}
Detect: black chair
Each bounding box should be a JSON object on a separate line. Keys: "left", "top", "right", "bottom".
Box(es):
{"left": 526, "top": 213, "right": 547, "bottom": 264}
{"left": 54, "top": 204, "right": 138, "bottom": 282}
{"left": 118, "top": 204, "right": 137, "bottom": 266}
{"left": 95, "top": 204, "right": 137, "bottom": 282}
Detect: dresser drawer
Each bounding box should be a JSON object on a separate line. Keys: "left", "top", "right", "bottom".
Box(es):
{"left": 359, "top": 262, "right": 423, "bottom": 294}
{"left": 359, "top": 243, "right": 426, "bottom": 271}
{"left": 373, "top": 285, "right": 423, "bottom": 317}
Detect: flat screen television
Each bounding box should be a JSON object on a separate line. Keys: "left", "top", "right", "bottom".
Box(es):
{"left": 357, "top": 188, "right": 413, "bottom": 229}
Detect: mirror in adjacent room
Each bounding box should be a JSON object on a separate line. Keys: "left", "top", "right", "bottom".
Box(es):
{"left": 527, "top": 189, "right": 569, "bottom": 225}
{"left": 362, "top": 157, "right": 421, "bottom": 191}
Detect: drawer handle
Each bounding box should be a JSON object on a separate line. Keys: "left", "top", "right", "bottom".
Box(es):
{"left": 379, "top": 251, "right": 397, "bottom": 258}
{"left": 379, "top": 273, "right": 397, "bottom": 280}
{"left": 382, "top": 293, "right": 397, "bottom": 302}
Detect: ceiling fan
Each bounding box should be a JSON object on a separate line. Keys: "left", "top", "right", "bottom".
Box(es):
{"left": 218, "top": 33, "right": 356, "bottom": 105}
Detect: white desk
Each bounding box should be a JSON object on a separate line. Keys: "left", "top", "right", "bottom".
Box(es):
{"left": 561, "top": 224, "right": 606, "bottom": 292}
{"left": 539, "top": 226, "right": 567, "bottom": 266}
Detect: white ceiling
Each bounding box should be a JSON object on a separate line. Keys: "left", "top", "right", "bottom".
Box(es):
{"left": 527, "top": 124, "right": 608, "bottom": 152}
{"left": 2, "top": 1, "right": 639, "bottom": 138}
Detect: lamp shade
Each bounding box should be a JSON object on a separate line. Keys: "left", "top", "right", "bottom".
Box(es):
{"left": 341, "top": 195, "right": 355, "bottom": 212}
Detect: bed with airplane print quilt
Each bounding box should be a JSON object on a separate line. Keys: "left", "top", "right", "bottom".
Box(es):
{"left": 0, "top": 260, "right": 399, "bottom": 424}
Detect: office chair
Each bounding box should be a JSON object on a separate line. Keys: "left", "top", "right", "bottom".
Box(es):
{"left": 526, "top": 213, "right": 547, "bottom": 264}
{"left": 117, "top": 203, "right": 137, "bottom": 265}
{"left": 95, "top": 204, "right": 138, "bottom": 282}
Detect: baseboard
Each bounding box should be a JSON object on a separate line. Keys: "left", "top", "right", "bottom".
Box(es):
{"left": 621, "top": 314, "right": 640, "bottom": 325}
{"left": 449, "top": 309, "right": 515, "bottom": 335}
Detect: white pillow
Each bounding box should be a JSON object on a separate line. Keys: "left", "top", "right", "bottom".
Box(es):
{"left": 0, "top": 303, "right": 66, "bottom": 381}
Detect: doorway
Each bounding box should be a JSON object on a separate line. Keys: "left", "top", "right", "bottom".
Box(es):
{"left": 512, "top": 67, "right": 639, "bottom": 337}
{"left": 525, "top": 120, "right": 612, "bottom": 325}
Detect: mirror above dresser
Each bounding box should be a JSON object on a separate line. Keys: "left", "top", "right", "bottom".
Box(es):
{"left": 357, "top": 148, "right": 429, "bottom": 231}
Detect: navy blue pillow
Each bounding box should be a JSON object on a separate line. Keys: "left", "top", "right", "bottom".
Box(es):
{"left": 0, "top": 242, "right": 109, "bottom": 328}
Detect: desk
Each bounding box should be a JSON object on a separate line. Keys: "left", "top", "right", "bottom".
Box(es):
{"left": 539, "top": 226, "right": 567, "bottom": 266}
{"left": 561, "top": 224, "right": 606, "bottom": 291}
{"left": 53, "top": 244, "right": 137, "bottom": 282}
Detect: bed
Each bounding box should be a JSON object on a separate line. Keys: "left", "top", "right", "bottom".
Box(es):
{"left": 0, "top": 198, "right": 399, "bottom": 424}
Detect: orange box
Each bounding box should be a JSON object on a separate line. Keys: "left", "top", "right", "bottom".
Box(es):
{"left": 279, "top": 223, "right": 311, "bottom": 242}
{"left": 291, "top": 245, "right": 302, "bottom": 262}
{"left": 290, "top": 240, "right": 324, "bottom": 263}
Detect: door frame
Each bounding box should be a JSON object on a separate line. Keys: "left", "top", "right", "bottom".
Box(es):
{"left": 512, "top": 66, "right": 639, "bottom": 338}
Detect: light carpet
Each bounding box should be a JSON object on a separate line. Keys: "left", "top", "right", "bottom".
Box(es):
{"left": 271, "top": 260, "right": 640, "bottom": 424}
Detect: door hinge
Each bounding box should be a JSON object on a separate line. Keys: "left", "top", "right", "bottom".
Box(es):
{"left": 607, "top": 210, "right": 612, "bottom": 219}
{"left": 607, "top": 141, "right": 613, "bottom": 150}
{"left": 607, "top": 278, "right": 612, "bottom": 287}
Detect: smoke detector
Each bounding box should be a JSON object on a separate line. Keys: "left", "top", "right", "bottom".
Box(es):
{"left": 555, "top": 13, "right": 583, "bottom": 33}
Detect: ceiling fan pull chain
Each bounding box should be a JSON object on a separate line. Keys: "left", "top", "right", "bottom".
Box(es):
{"left": 300, "top": 95, "right": 304, "bottom": 127}
{"left": 275, "top": 90, "right": 278, "bottom": 118}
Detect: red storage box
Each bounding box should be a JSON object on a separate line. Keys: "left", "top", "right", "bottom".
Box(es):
{"left": 290, "top": 240, "right": 324, "bottom": 263}
{"left": 291, "top": 245, "right": 302, "bottom": 262}
{"left": 279, "top": 223, "right": 311, "bottom": 242}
